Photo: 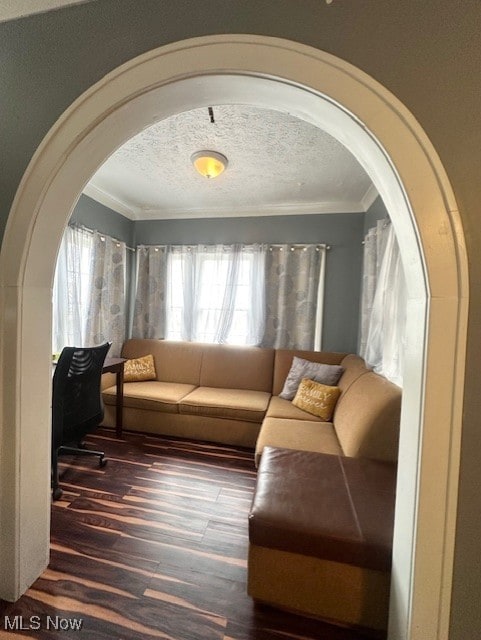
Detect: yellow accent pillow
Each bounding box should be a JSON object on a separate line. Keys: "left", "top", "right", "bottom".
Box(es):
{"left": 292, "top": 378, "right": 341, "bottom": 421}
{"left": 124, "top": 354, "right": 157, "bottom": 382}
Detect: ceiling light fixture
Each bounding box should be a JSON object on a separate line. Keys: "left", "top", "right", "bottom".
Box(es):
{"left": 191, "top": 151, "right": 228, "bottom": 179}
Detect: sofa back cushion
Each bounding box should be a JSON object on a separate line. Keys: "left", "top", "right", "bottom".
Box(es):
{"left": 338, "top": 354, "right": 371, "bottom": 393}
{"left": 121, "top": 339, "right": 203, "bottom": 386}
{"left": 272, "top": 349, "right": 346, "bottom": 397}
{"left": 333, "top": 371, "right": 401, "bottom": 462}
{"left": 199, "top": 344, "right": 274, "bottom": 392}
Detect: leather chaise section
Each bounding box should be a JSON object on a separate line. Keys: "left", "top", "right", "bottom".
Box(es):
{"left": 249, "top": 446, "right": 396, "bottom": 573}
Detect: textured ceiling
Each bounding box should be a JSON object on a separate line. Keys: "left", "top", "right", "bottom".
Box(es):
{"left": 85, "top": 104, "right": 376, "bottom": 220}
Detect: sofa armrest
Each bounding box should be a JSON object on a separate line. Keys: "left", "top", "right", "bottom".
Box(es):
{"left": 101, "top": 372, "right": 116, "bottom": 391}
{"left": 333, "top": 371, "right": 401, "bottom": 462}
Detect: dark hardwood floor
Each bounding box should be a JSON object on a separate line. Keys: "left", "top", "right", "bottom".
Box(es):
{"left": 0, "top": 430, "right": 380, "bottom": 639}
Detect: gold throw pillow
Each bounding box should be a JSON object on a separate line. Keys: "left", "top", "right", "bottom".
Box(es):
{"left": 292, "top": 378, "right": 341, "bottom": 421}
{"left": 123, "top": 354, "right": 156, "bottom": 382}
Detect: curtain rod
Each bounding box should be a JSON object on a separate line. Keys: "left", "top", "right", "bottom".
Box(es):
{"left": 268, "top": 243, "right": 331, "bottom": 251}
{"left": 136, "top": 242, "right": 331, "bottom": 250}
{"left": 69, "top": 222, "right": 135, "bottom": 252}
{"left": 69, "top": 225, "right": 331, "bottom": 253}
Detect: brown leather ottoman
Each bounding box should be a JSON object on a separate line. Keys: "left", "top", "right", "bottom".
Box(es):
{"left": 248, "top": 447, "right": 397, "bottom": 633}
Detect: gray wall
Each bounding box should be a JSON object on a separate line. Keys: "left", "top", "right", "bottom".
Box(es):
{"left": 74, "top": 205, "right": 364, "bottom": 353}
{"left": 71, "top": 195, "right": 135, "bottom": 246}
{"left": 136, "top": 213, "right": 364, "bottom": 353}
{"left": 2, "top": 3, "right": 481, "bottom": 635}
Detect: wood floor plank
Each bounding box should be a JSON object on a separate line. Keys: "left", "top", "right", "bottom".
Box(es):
{"left": 0, "top": 429, "right": 381, "bottom": 640}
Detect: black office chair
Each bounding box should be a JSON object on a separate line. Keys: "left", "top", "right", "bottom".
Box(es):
{"left": 51, "top": 342, "right": 111, "bottom": 500}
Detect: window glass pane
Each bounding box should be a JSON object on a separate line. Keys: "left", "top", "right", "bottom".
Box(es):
{"left": 165, "top": 247, "right": 261, "bottom": 345}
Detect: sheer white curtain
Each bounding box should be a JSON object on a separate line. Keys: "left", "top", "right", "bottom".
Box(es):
{"left": 133, "top": 244, "right": 266, "bottom": 345}
{"left": 361, "top": 220, "right": 406, "bottom": 386}
{"left": 359, "top": 219, "right": 390, "bottom": 358}
{"left": 85, "top": 231, "right": 127, "bottom": 357}
{"left": 262, "top": 245, "right": 326, "bottom": 350}
{"left": 53, "top": 226, "right": 127, "bottom": 357}
{"left": 166, "top": 244, "right": 266, "bottom": 344}
{"left": 52, "top": 225, "right": 93, "bottom": 353}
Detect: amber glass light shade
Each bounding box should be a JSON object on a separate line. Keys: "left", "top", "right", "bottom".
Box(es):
{"left": 191, "top": 151, "right": 228, "bottom": 178}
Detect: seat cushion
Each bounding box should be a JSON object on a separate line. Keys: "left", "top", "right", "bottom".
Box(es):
{"left": 103, "top": 381, "right": 196, "bottom": 412}
{"left": 255, "top": 417, "right": 342, "bottom": 466}
{"left": 179, "top": 387, "right": 270, "bottom": 423}
{"left": 266, "top": 396, "right": 323, "bottom": 422}
{"left": 249, "top": 447, "right": 396, "bottom": 572}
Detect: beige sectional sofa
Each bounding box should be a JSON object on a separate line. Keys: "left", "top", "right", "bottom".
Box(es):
{"left": 102, "top": 338, "right": 402, "bottom": 464}
{"left": 102, "top": 338, "right": 401, "bottom": 633}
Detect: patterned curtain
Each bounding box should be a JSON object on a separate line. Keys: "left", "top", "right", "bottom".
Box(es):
{"left": 261, "top": 245, "right": 326, "bottom": 350}
{"left": 85, "top": 231, "right": 126, "bottom": 357}
{"left": 131, "top": 246, "right": 169, "bottom": 339}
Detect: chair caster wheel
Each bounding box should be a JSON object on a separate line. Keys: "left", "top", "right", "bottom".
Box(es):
{"left": 52, "top": 487, "right": 63, "bottom": 501}
{"left": 99, "top": 457, "right": 107, "bottom": 468}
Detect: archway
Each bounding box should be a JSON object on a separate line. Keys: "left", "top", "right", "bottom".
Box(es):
{"left": 0, "top": 36, "right": 467, "bottom": 640}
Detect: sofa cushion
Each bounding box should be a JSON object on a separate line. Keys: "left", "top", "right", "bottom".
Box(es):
{"left": 123, "top": 354, "right": 156, "bottom": 382}
{"left": 121, "top": 339, "right": 203, "bottom": 386}
{"left": 333, "top": 371, "right": 401, "bottom": 461}
{"left": 179, "top": 387, "right": 271, "bottom": 423}
{"left": 255, "top": 417, "right": 342, "bottom": 466}
{"left": 249, "top": 447, "right": 396, "bottom": 572}
{"left": 338, "top": 354, "right": 371, "bottom": 393}
{"left": 279, "top": 356, "right": 344, "bottom": 400}
{"left": 199, "top": 344, "right": 274, "bottom": 392}
{"left": 272, "top": 349, "right": 346, "bottom": 396}
{"left": 103, "top": 381, "right": 196, "bottom": 412}
{"left": 266, "top": 396, "right": 323, "bottom": 422}
{"left": 292, "top": 379, "right": 341, "bottom": 421}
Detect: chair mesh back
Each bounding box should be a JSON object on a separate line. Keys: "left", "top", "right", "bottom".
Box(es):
{"left": 52, "top": 343, "right": 111, "bottom": 447}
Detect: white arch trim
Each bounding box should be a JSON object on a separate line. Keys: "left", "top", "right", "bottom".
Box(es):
{"left": 0, "top": 35, "right": 467, "bottom": 640}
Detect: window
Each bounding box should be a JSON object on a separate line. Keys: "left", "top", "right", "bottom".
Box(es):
{"left": 133, "top": 242, "right": 326, "bottom": 350}
{"left": 52, "top": 226, "right": 93, "bottom": 353}
{"left": 166, "top": 245, "right": 265, "bottom": 345}
{"left": 53, "top": 226, "right": 127, "bottom": 356}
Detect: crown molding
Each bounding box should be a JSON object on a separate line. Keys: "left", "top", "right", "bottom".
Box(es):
{"left": 361, "top": 183, "right": 379, "bottom": 211}
{"left": 83, "top": 187, "right": 366, "bottom": 220}
{"left": 138, "top": 200, "right": 365, "bottom": 220}
{"left": 82, "top": 184, "right": 140, "bottom": 220}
